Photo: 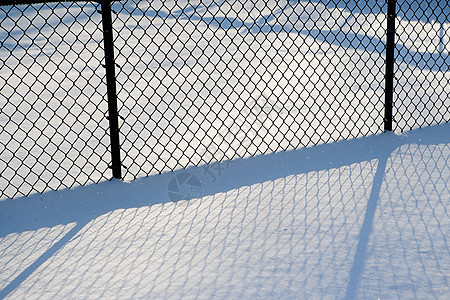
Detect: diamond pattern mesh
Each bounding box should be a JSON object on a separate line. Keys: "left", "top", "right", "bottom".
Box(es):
{"left": 394, "top": 0, "right": 450, "bottom": 131}
{"left": 112, "top": 0, "right": 387, "bottom": 180}
{"left": 0, "top": 0, "right": 449, "bottom": 199}
{"left": 0, "top": 2, "right": 109, "bottom": 199}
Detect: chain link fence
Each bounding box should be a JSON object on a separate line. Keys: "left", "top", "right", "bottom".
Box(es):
{"left": 394, "top": 0, "right": 449, "bottom": 130}
{"left": 0, "top": 1, "right": 110, "bottom": 199}
{"left": 1, "top": 128, "right": 448, "bottom": 298}
{"left": 1, "top": 0, "right": 449, "bottom": 199}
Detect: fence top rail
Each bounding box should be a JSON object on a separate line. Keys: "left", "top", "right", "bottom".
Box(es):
{"left": 0, "top": 0, "right": 102, "bottom": 6}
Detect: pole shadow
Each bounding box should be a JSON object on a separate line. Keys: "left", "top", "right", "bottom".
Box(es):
{"left": 0, "top": 123, "right": 448, "bottom": 298}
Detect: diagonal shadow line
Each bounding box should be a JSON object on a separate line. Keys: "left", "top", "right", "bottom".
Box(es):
{"left": 0, "top": 221, "right": 87, "bottom": 300}
{"left": 345, "top": 153, "right": 389, "bottom": 300}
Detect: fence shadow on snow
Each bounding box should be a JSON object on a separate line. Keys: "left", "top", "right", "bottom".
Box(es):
{"left": 0, "top": 123, "right": 448, "bottom": 299}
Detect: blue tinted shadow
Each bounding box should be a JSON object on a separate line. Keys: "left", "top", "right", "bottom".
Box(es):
{"left": 1, "top": 0, "right": 449, "bottom": 72}
{"left": 139, "top": 0, "right": 448, "bottom": 71}
{"left": 316, "top": 0, "right": 449, "bottom": 23}
{"left": 301, "top": 29, "right": 449, "bottom": 72}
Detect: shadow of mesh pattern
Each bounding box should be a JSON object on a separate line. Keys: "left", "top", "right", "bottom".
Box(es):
{"left": 0, "top": 223, "right": 77, "bottom": 293}
{"left": 0, "top": 159, "right": 377, "bottom": 298}
{"left": 358, "top": 143, "right": 450, "bottom": 299}
{"left": 0, "top": 2, "right": 110, "bottom": 199}
{"left": 111, "top": 0, "right": 387, "bottom": 180}
{"left": 393, "top": 0, "right": 450, "bottom": 131}
{"left": 0, "top": 140, "right": 447, "bottom": 298}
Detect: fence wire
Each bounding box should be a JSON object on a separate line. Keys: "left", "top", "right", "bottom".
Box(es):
{"left": 112, "top": 0, "right": 387, "bottom": 180}
{"left": 393, "top": 0, "right": 450, "bottom": 131}
{"left": 0, "top": 2, "right": 109, "bottom": 199}
{"left": 1, "top": 134, "right": 448, "bottom": 298}
{"left": 0, "top": 0, "right": 449, "bottom": 199}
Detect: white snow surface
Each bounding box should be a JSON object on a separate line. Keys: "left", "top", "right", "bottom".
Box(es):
{"left": 1, "top": 2, "right": 449, "bottom": 296}
{"left": 1, "top": 0, "right": 449, "bottom": 198}
{"left": 0, "top": 123, "right": 449, "bottom": 299}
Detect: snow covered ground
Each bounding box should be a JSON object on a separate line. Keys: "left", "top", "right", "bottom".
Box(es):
{"left": 0, "top": 2, "right": 449, "bottom": 296}
{"left": 1, "top": 0, "right": 449, "bottom": 199}
{"left": 0, "top": 123, "right": 449, "bottom": 299}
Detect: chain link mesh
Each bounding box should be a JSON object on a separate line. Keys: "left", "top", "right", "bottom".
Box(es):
{"left": 0, "top": 2, "right": 109, "bottom": 199}
{"left": 1, "top": 134, "right": 448, "bottom": 298}
{"left": 1, "top": 0, "right": 449, "bottom": 199}
{"left": 112, "top": 0, "right": 388, "bottom": 181}
{"left": 394, "top": 0, "right": 449, "bottom": 131}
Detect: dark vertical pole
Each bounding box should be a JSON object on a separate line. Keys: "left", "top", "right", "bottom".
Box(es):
{"left": 384, "top": 0, "right": 396, "bottom": 132}
{"left": 101, "top": 0, "right": 122, "bottom": 179}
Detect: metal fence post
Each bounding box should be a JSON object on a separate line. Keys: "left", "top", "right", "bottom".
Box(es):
{"left": 101, "top": 0, "right": 122, "bottom": 179}
{"left": 384, "top": 0, "right": 396, "bottom": 132}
